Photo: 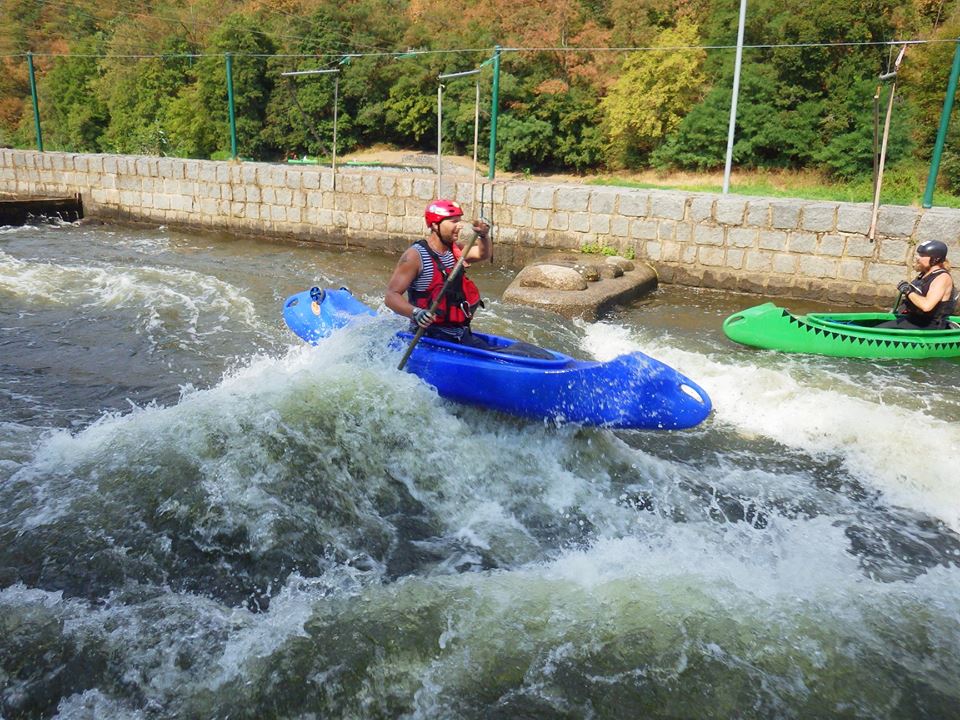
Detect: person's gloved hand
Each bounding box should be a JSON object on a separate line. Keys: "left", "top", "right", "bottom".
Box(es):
{"left": 411, "top": 307, "right": 435, "bottom": 328}
{"left": 897, "top": 280, "right": 917, "bottom": 296}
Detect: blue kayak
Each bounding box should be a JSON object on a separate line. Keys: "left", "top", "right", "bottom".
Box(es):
{"left": 283, "top": 287, "right": 712, "bottom": 430}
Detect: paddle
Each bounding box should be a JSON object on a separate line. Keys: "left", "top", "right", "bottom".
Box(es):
{"left": 397, "top": 226, "right": 480, "bottom": 370}
{"left": 892, "top": 278, "right": 919, "bottom": 314}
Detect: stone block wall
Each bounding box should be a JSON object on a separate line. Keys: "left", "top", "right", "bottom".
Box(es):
{"left": 2, "top": 149, "right": 958, "bottom": 306}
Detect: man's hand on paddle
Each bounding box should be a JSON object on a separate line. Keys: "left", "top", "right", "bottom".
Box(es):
{"left": 459, "top": 219, "right": 492, "bottom": 263}
{"left": 411, "top": 307, "right": 436, "bottom": 328}
{"left": 897, "top": 280, "right": 918, "bottom": 296}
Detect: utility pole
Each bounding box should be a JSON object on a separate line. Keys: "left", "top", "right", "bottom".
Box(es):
{"left": 27, "top": 52, "right": 43, "bottom": 152}
{"left": 722, "top": 0, "right": 747, "bottom": 194}
{"left": 225, "top": 53, "right": 237, "bottom": 160}
{"left": 922, "top": 41, "right": 960, "bottom": 208}
{"left": 487, "top": 46, "right": 501, "bottom": 181}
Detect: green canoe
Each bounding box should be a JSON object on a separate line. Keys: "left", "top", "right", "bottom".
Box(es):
{"left": 723, "top": 302, "right": 960, "bottom": 359}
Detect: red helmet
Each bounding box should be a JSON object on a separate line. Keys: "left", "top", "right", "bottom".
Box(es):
{"left": 425, "top": 199, "right": 464, "bottom": 227}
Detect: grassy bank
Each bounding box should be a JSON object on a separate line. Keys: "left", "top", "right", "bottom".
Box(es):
{"left": 588, "top": 165, "right": 960, "bottom": 209}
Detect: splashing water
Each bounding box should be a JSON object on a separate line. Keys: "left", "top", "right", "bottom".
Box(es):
{"left": 1, "top": 223, "right": 959, "bottom": 719}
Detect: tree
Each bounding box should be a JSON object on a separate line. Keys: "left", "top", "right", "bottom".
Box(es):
{"left": 600, "top": 18, "right": 706, "bottom": 168}
{"left": 39, "top": 35, "right": 108, "bottom": 152}
{"left": 97, "top": 35, "right": 196, "bottom": 155}
{"left": 651, "top": 62, "right": 780, "bottom": 170}
{"left": 899, "top": 6, "right": 960, "bottom": 155}
{"left": 383, "top": 64, "right": 440, "bottom": 148}
{"left": 186, "top": 12, "right": 277, "bottom": 158}
{"left": 654, "top": 0, "right": 919, "bottom": 174}
{"left": 261, "top": 7, "right": 352, "bottom": 158}
{"left": 815, "top": 76, "right": 913, "bottom": 179}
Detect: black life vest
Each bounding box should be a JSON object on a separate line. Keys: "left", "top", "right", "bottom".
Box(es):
{"left": 900, "top": 268, "right": 957, "bottom": 328}
{"left": 407, "top": 240, "right": 483, "bottom": 327}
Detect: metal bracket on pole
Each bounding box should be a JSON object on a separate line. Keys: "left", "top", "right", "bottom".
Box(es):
{"left": 438, "top": 69, "right": 482, "bottom": 81}
{"left": 281, "top": 68, "right": 341, "bottom": 189}
{"left": 437, "top": 67, "right": 483, "bottom": 203}
{"left": 280, "top": 69, "right": 341, "bottom": 77}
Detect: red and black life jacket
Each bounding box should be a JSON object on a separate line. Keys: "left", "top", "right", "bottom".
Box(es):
{"left": 407, "top": 240, "right": 483, "bottom": 327}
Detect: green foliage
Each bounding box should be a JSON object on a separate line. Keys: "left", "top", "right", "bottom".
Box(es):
{"left": 495, "top": 71, "right": 604, "bottom": 172}
{"left": 899, "top": 10, "right": 960, "bottom": 158}
{"left": 0, "top": 0, "right": 953, "bottom": 186}
{"left": 601, "top": 19, "right": 706, "bottom": 168}
{"left": 580, "top": 242, "right": 620, "bottom": 256}
{"left": 548, "top": 87, "right": 605, "bottom": 171}
{"left": 97, "top": 36, "right": 196, "bottom": 155}
{"left": 496, "top": 114, "right": 555, "bottom": 169}
{"left": 579, "top": 242, "right": 636, "bottom": 259}
{"left": 385, "top": 70, "right": 437, "bottom": 146}
{"left": 261, "top": 7, "right": 350, "bottom": 158}
{"left": 580, "top": 243, "right": 636, "bottom": 260}
{"left": 941, "top": 139, "right": 960, "bottom": 195}
{"left": 654, "top": 42, "right": 914, "bottom": 179}
{"left": 660, "top": 0, "right": 920, "bottom": 178}
{"left": 39, "top": 36, "right": 108, "bottom": 151}
{"left": 165, "top": 84, "right": 220, "bottom": 158}
{"left": 813, "top": 82, "right": 913, "bottom": 180}
{"left": 652, "top": 62, "right": 782, "bottom": 170}
{"left": 190, "top": 13, "right": 277, "bottom": 158}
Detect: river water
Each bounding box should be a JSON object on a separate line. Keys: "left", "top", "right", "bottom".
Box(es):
{"left": 1, "top": 220, "right": 959, "bottom": 719}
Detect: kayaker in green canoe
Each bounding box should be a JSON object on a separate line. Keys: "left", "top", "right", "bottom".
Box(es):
{"left": 879, "top": 240, "right": 957, "bottom": 330}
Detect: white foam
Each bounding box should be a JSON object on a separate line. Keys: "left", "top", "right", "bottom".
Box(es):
{"left": 403, "top": 525, "right": 960, "bottom": 718}
{"left": 0, "top": 250, "right": 260, "bottom": 349}
{"left": 53, "top": 690, "right": 147, "bottom": 720}
{"left": 578, "top": 320, "right": 960, "bottom": 531}
{"left": 212, "top": 569, "right": 370, "bottom": 685}
{"left": 7, "top": 319, "right": 444, "bottom": 540}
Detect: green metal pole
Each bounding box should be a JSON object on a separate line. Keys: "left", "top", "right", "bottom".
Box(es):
{"left": 27, "top": 52, "right": 43, "bottom": 152}
{"left": 922, "top": 40, "right": 960, "bottom": 208}
{"left": 487, "top": 46, "right": 501, "bottom": 180}
{"left": 225, "top": 53, "right": 238, "bottom": 160}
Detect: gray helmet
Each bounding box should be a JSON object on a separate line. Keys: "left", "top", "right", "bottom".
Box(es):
{"left": 916, "top": 240, "right": 948, "bottom": 264}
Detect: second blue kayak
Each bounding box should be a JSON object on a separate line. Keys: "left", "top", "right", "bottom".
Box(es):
{"left": 283, "top": 287, "right": 712, "bottom": 430}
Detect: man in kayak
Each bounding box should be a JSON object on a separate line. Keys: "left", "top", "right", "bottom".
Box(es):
{"left": 385, "top": 199, "right": 493, "bottom": 348}
{"left": 879, "top": 240, "right": 956, "bottom": 329}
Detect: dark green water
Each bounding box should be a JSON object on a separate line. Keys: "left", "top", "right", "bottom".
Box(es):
{"left": 1, "top": 220, "right": 959, "bottom": 719}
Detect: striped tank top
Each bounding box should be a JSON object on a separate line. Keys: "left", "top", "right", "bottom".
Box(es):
{"left": 410, "top": 243, "right": 456, "bottom": 292}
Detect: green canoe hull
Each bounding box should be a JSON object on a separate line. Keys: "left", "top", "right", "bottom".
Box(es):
{"left": 723, "top": 303, "right": 960, "bottom": 359}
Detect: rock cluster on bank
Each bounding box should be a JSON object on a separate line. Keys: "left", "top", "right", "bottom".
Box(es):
{"left": 502, "top": 253, "right": 657, "bottom": 320}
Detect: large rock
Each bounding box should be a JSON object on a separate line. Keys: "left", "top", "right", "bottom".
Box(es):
{"left": 606, "top": 255, "right": 635, "bottom": 272}
{"left": 502, "top": 253, "right": 658, "bottom": 320}
{"left": 515, "top": 264, "right": 588, "bottom": 291}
